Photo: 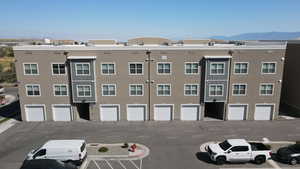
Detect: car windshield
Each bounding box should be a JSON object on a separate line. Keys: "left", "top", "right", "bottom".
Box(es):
{"left": 289, "top": 144, "right": 300, "bottom": 153}
{"left": 219, "top": 140, "right": 232, "bottom": 151}
{"left": 80, "top": 142, "right": 86, "bottom": 152}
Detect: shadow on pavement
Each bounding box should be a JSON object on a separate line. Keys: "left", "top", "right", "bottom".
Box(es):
{"left": 195, "top": 152, "right": 213, "bottom": 163}
{"left": 0, "top": 100, "right": 21, "bottom": 121}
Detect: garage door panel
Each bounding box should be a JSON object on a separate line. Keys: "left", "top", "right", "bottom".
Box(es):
{"left": 100, "top": 106, "right": 119, "bottom": 121}
{"left": 154, "top": 105, "right": 172, "bottom": 121}
{"left": 228, "top": 105, "right": 246, "bottom": 120}
{"left": 254, "top": 105, "right": 273, "bottom": 120}
{"left": 181, "top": 105, "right": 200, "bottom": 121}
{"left": 26, "top": 106, "right": 45, "bottom": 121}
{"left": 127, "top": 105, "right": 146, "bottom": 121}
{"left": 53, "top": 106, "right": 72, "bottom": 121}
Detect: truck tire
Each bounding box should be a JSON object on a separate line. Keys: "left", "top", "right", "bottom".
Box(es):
{"left": 215, "top": 156, "right": 226, "bottom": 165}
{"left": 289, "top": 158, "right": 298, "bottom": 165}
{"left": 254, "top": 155, "right": 266, "bottom": 164}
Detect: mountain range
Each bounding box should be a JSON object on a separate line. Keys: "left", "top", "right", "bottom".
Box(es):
{"left": 210, "top": 32, "right": 300, "bottom": 40}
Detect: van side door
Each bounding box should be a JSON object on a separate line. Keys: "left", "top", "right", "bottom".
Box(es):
{"left": 227, "top": 146, "right": 251, "bottom": 162}
{"left": 33, "top": 149, "right": 47, "bottom": 159}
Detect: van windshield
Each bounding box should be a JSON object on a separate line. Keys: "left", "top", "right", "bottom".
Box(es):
{"left": 80, "top": 143, "right": 86, "bottom": 152}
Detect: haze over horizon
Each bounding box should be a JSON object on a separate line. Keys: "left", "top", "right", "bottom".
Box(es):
{"left": 0, "top": 0, "right": 300, "bottom": 40}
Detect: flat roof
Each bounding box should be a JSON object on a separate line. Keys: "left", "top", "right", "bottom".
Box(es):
{"left": 13, "top": 44, "right": 286, "bottom": 51}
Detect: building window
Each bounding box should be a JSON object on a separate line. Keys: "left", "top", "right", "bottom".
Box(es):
{"left": 24, "top": 63, "right": 39, "bottom": 75}
{"left": 52, "top": 63, "right": 66, "bottom": 75}
{"left": 26, "top": 84, "right": 40, "bottom": 96}
{"left": 184, "top": 84, "right": 198, "bottom": 96}
{"left": 129, "top": 63, "right": 143, "bottom": 75}
{"left": 53, "top": 84, "right": 68, "bottom": 96}
{"left": 232, "top": 84, "right": 247, "bottom": 96}
{"left": 101, "top": 63, "right": 115, "bottom": 75}
{"left": 210, "top": 63, "right": 225, "bottom": 75}
{"left": 77, "top": 85, "right": 91, "bottom": 97}
{"left": 75, "top": 63, "right": 90, "bottom": 75}
{"left": 157, "top": 84, "right": 171, "bottom": 96}
{"left": 129, "top": 84, "right": 143, "bottom": 96}
{"left": 262, "top": 62, "right": 276, "bottom": 74}
{"left": 234, "top": 63, "right": 248, "bottom": 74}
{"left": 157, "top": 63, "right": 171, "bottom": 74}
{"left": 209, "top": 84, "right": 223, "bottom": 96}
{"left": 185, "top": 62, "right": 199, "bottom": 74}
{"left": 102, "top": 84, "right": 116, "bottom": 96}
{"left": 260, "top": 84, "right": 274, "bottom": 96}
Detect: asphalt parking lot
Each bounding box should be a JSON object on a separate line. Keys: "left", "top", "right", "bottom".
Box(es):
{"left": 0, "top": 120, "right": 300, "bottom": 169}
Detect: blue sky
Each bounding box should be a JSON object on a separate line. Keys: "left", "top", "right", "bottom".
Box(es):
{"left": 0, "top": 0, "right": 299, "bottom": 40}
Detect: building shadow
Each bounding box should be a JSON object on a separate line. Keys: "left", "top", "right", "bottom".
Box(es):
{"left": 0, "top": 100, "right": 21, "bottom": 121}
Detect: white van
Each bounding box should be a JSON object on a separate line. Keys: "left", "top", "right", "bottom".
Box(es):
{"left": 26, "top": 140, "right": 87, "bottom": 165}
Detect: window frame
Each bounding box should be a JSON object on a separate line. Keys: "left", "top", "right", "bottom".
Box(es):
{"left": 76, "top": 85, "right": 92, "bottom": 97}
{"left": 184, "top": 84, "right": 199, "bottom": 96}
{"left": 23, "top": 63, "right": 39, "bottom": 75}
{"left": 129, "top": 84, "right": 144, "bottom": 96}
{"left": 233, "top": 62, "right": 249, "bottom": 75}
{"left": 208, "top": 84, "right": 224, "bottom": 97}
{"left": 53, "top": 84, "right": 68, "bottom": 96}
{"left": 185, "top": 62, "right": 199, "bottom": 75}
{"left": 232, "top": 83, "right": 247, "bottom": 96}
{"left": 261, "top": 62, "right": 277, "bottom": 74}
{"left": 259, "top": 83, "right": 274, "bottom": 96}
{"left": 101, "top": 84, "right": 117, "bottom": 96}
{"left": 25, "top": 84, "right": 41, "bottom": 96}
{"left": 157, "top": 62, "right": 172, "bottom": 75}
{"left": 51, "top": 63, "right": 66, "bottom": 75}
{"left": 210, "top": 62, "right": 225, "bottom": 75}
{"left": 101, "top": 62, "right": 116, "bottom": 75}
{"left": 128, "top": 62, "right": 144, "bottom": 75}
{"left": 75, "top": 62, "right": 91, "bottom": 76}
{"left": 156, "top": 84, "right": 171, "bottom": 96}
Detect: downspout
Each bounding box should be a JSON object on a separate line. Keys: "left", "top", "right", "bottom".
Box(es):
{"left": 225, "top": 50, "right": 234, "bottom": 120}
{"left": 146, "top": 50, "right": 152, "bottom": 121}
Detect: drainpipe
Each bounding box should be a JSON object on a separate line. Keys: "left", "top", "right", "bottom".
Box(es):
{"left": 146, "top": 50, "right": 152, "bottom": 121}
{"left": 225, "top": 50, "right": 234, "bottom": 120}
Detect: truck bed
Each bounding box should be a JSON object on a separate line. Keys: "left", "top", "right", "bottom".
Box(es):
{"left": 249, "top": 142, "right": 270, "bottom": 151}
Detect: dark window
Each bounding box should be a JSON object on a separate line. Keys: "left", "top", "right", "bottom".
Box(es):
{"left": 219, "top": 140, "right": 232, "bottom": 151}
{"left": 52, "top": 64, "right": 66, "bottom": 75}
{"left": 231, "top": 146, "right": 249, "bottom": 152}
{"left": 81, "top": 143, "right": 86, "bottom": 152}
{"left": 34, "top": 149, "right": 46, "bottom": 158}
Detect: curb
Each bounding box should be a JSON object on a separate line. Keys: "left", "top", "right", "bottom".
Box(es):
{"left": 0, "top": 118, "right": 18, "bottom": 134}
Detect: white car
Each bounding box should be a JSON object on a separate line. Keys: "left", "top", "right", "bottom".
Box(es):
{"left": 26, "top": 140, "right": 87, "bottom": 165}
{"left": 206, "top": 139, "right": 272, "bottom": 165}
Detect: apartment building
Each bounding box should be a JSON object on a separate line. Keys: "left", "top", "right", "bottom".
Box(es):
{"left": 13, "top": 38, "right": 286, "bottom": 122}
{"left": 280, "top": 40, "right": 300, "bottom": 117}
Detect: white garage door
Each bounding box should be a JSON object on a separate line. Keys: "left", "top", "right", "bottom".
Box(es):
{"left": 53, "top": 105, "right": 72, "bottom": 121}
{"left": 228, "top": 105, "right": 247, "bottom": 120}
{"left": 26, "top": 105, "right": 45, "bottom": 121}
{"left": 181, "top": 105, "right": 200, "bottom": 121}
{"left": 127, "top": 105, "right": 146, "bottom": 121}
{"left": 254, "top": 105, "right": 273, "bottom": 120}
{"left": 100, "top": 105, "right": 119, "bottom": 121}
{"left": 154, "top": 105, "right": 172, "bottom": 121}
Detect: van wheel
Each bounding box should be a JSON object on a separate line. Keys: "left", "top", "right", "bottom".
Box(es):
{"left": 289, "top": 158, "right": 298, "bottom": 165}
{"left": 215, "top": 156, "right": 226, "bottom": 165}
{"left": 254, "top": 156, "right": 266, "bottom": 164}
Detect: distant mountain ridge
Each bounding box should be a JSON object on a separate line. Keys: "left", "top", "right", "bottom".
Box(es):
{"left": 210, "top": 32, "right": 300, "bottom": 40}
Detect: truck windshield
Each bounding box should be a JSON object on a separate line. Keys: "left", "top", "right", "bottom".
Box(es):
{"left": 80, "top": 142, "right": 86, "bottom": 152}
{"left": 219, "top": 140, "right": 232, "bottom": 151}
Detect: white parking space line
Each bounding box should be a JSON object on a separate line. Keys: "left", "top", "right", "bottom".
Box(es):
{"left": 118, "top": 160, "right": 127, "bottom": 169}
{"left": 104, "top": 159, "right": 114, "bottom": 169}
{"left": 267, "top": 160, "right": 281, "bottom": 169}
{"left": 93, "top": 160, "right": 101, "bottom": 169}
{"left": 130, "top": 160, "right": 139, "bottom": 169}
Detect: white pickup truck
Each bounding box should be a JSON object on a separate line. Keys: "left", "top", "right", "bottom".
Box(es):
{"left": 206, "top": 139, "right": 272, "bottom": 165}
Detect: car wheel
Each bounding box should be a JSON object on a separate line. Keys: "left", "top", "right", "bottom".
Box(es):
{"left": 254, "top": 156, "right": 266, "bottom": 164}
{"left": 215, "top": 156, "right": 226, "bottom": 165}
{"left": 289, "top": 158, "right": 298, "bottom": 165}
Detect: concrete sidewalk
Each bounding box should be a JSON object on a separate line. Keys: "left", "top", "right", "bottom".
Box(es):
{"left": 0, "top": 118, "right": 18, "bottom": 134}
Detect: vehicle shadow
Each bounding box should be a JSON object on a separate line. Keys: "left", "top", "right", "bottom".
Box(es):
{"left": 0, "top": 100, "right": 21, "bottom": 121}
{"left": 195, "top": 152, "right": 213, "bottom": 163}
